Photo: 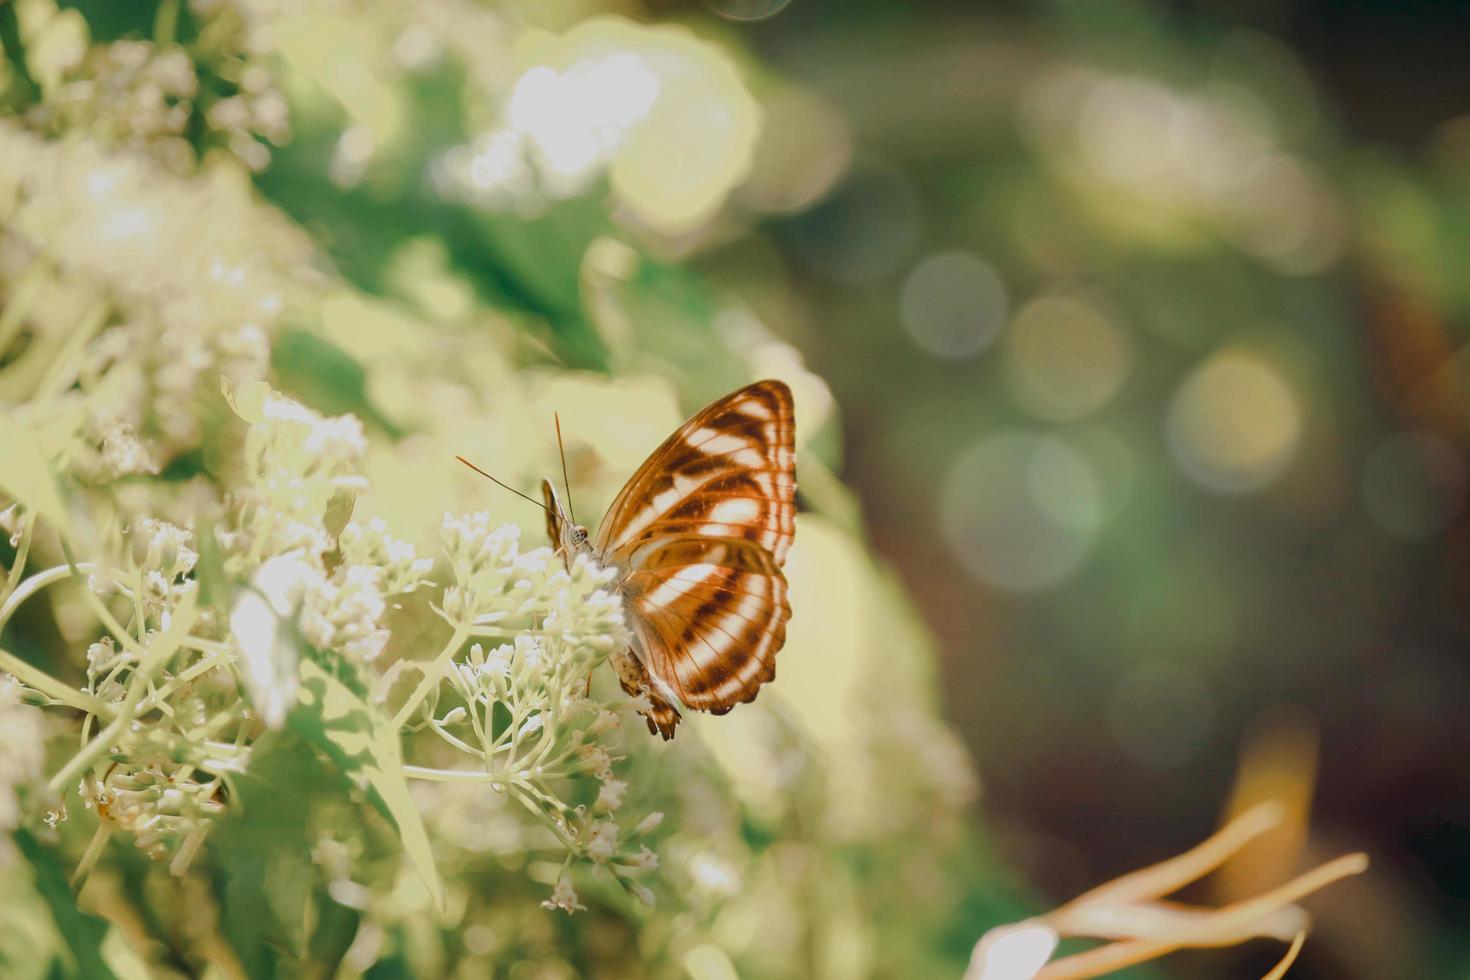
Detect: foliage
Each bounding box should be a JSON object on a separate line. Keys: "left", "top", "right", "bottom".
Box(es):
{"left": 0, "top": 1, "right": 987, "bottom": 977}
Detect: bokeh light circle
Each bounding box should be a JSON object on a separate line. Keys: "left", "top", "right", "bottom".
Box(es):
{"left": 1167, "top": 349, "right": 1301, "bottom": 493}
{"left": 1362, "top": 431, "right": 1467, "bottom": 538}
{"left": 899, "top": 252, "right": 1007, "bottom": 359}
{"left": 704, "top": 0, "right": 794, "bottom": 20}
{"left": 1004, "top": 295, "right": 1132, "bottom": 420}
{"left": 1107, "top": 661, "right": 1215, "bottom": 770}
{"left": 941, "top": 434, "right": 1104, "bottom": 593}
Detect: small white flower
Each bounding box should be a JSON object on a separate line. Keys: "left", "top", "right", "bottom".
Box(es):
{"left": 595, "top": 779, "right": 626, "bottom": 812}
{"left": 541, "top": 869, "right": 586, "bottom": 914}
{"left": 483, "top": 644, "right": 513, "bottom": 677}
{"left": 578, "top": 745, "right": 612, "bottom": 779}
{"left": 450, "top": 643, "right": 514, "bottom": 699}
{"left": 586, "top": 819, "right": 618, "bottom": 863}
{"left": 131, "top": 517, "right": 197, "bottom": 579}
{"left": 513, "top": 634, "right": 545, "bottom": 674}
{"left": 588, "top": 710, "right": 620, "bottom": 736}
{"left": 86, "top": 637, "right": 121, "bottom": 674}
{"left": 100, "top": 426, "right": 160, "bottom": 477}
{"left": 339, "top": 517, "right": 432, "bottom": 595}
{"left": 302, "top": 564, "right": 390, "bottom": 663}
{"left": 631, "top": 812, "right": 664, "bottom": 836}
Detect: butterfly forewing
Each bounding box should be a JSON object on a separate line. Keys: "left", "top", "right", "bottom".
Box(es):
{"left": 595, "top": 381, "right": 796, "bottom": 563}
{"left": 595, "top": 380, "right": 796, "bottom": 735}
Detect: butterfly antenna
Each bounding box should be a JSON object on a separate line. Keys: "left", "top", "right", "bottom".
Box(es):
{"left": 554, "top": 412, "right": 576, "bottom": 525}
{"left": 454, "top": 456, "right": 552, "bottom": 516}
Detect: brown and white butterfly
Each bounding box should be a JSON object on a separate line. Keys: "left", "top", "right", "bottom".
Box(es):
{"left": 537, "top": 380, "right": 796, "bottom": 739}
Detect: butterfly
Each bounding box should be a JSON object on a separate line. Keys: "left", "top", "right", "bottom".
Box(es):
{"left": 536, "top": 380, "right": 796, "bottom": 739}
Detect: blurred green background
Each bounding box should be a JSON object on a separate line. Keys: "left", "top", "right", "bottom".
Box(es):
{"left": 3, "top": 0, "right": 1469, "bottom": 977}
{"left": 727, "top": 4, "right": 1470, "bottom": 978}
{"left": 738, "top": 2, "right": 1470, "bottom": 976}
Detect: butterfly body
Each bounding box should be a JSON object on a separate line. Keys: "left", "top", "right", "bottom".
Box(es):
{"left": 542, "top": 380, "right": 796, "bottom": 739}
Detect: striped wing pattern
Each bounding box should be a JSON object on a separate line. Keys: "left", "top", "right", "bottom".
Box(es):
{"left": 596, "top": 380, "right": 796, "bottom": 739}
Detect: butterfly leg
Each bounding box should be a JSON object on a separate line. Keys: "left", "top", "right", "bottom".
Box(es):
{"left": 609, "top": 647, "right": 681, "bottom": 740}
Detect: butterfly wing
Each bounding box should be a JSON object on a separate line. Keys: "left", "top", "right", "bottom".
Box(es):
{"left": 595, "top": 380, "right": 796, "bottom": 562}
{"left": 621, "top": 536, "right": 790, "bottom": 715}
{"left": 541, "top": 479, "right": 568, "bottom": 560}
{"left": 594, "top": 380, "right": 796, "bottom": 734}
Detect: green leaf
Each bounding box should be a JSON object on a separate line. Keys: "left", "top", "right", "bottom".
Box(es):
{"left": 321, "top": 490, "right": 356, "bottom": 577}
{"left": 271, "top": 329, "right": 405, "bottom": 438}
{"left": 322, "top": 489, "right": 356, "bottom": 542}
{"left": 13, "top": 829, "right": 117, "bottom": 980}
{"left": 291, "top": 658, "right": 445, "bottom": 911}
{"left": 213, "top": 732, "right": 321, "bottom": 974}
{"left": 0, "top": 414, "right": 71, "bottom": 537}
{"left": 0, "top": 3, "right": 40, "bottom": 107}
{"left": 0, "top": 846, "right": 61, "bottom": 980}
{"left": 191, "top": 518, "right": 229, "bottom": 610}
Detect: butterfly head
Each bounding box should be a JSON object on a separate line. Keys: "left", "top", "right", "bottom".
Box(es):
{"left": 541, "top": 478, "right": 592, "bottom": 557}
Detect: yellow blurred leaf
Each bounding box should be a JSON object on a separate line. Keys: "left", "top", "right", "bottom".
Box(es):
{"left": 0, "top": 412, "right": 70, "bottom": 537}
{"left": 683, "top": 944, "right": 739, "bottom": 980}
{"left": 220, "top": 376, "right": 272, "bottom": 425}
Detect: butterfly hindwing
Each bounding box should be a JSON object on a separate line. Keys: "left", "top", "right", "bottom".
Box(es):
{"left": 594, "top": 380, "right": 796, "bottom": 736}
{"left": 621, "top": 536, "right": 789, "bottom": 714}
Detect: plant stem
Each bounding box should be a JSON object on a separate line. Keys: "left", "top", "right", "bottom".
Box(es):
{"left": 0, "top": 562, "right": 91, "bottom": 636}
{"left": 71, "top": 822, "right": 113, "bottom": 888}
{"left": 0, "top": 262, "right": 43, "bottom": 356}
{"left": 153, "top": 0, "right": 180, "bottom": 46}
{"left": 391, "top": 623, "right": 470, "bottom": 730}
{"left": 59, "top": 546, "right": 150, "bottom": 664}
{"left": 509, "top": 784, "right": 578, "bottom": 851}
{"left": 0, "top": 645, "right": 102, "bottom": 714}
{"left": 46, "top": 594, "right": 199, "bottom": 796}
{"left": 427, "top": 719, "right": 480, "bottom": 757}
{"left": 134, "top": 647, "right": 232, "bottom": 715}
{"left": 0, "top": 511, "right": 36, "bottom": 611}
{"left": 402, "top": 764, "right": 496, "bottom": 783}
{"left": 34, "top": 300, "right": 107, "bottom": 401}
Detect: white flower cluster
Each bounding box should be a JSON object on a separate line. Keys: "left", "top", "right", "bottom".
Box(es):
{"left": 0, "top": 124, "right": 303, "bottom": 335}
{"left": 295, "top": 517, "right": 432, "bottom": 665}
{"left": 124, "top": 517, "right": 200, "bottom": 627}
{"left": 340, "top": 517, "right": 435, "bottom": 595}
{"left": 0, "top": 122, "right": 300, "bottom": 476}
{"left": 53, "top": 40, "right": 200, "bottom": 173}
{"left": 222, "top": 381, "right": 370, "bottom": 563}
{"left": 221, "top": 384, "right": 431, "bottom": 723}
{"left": 85, "top": 761, "right": 226, "bottom": 872}
{"left": 424, "top": 512, "right": 661, "bottom": 910}
{"left": 439, "top": 516, "right": 622, "bottom": 650}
